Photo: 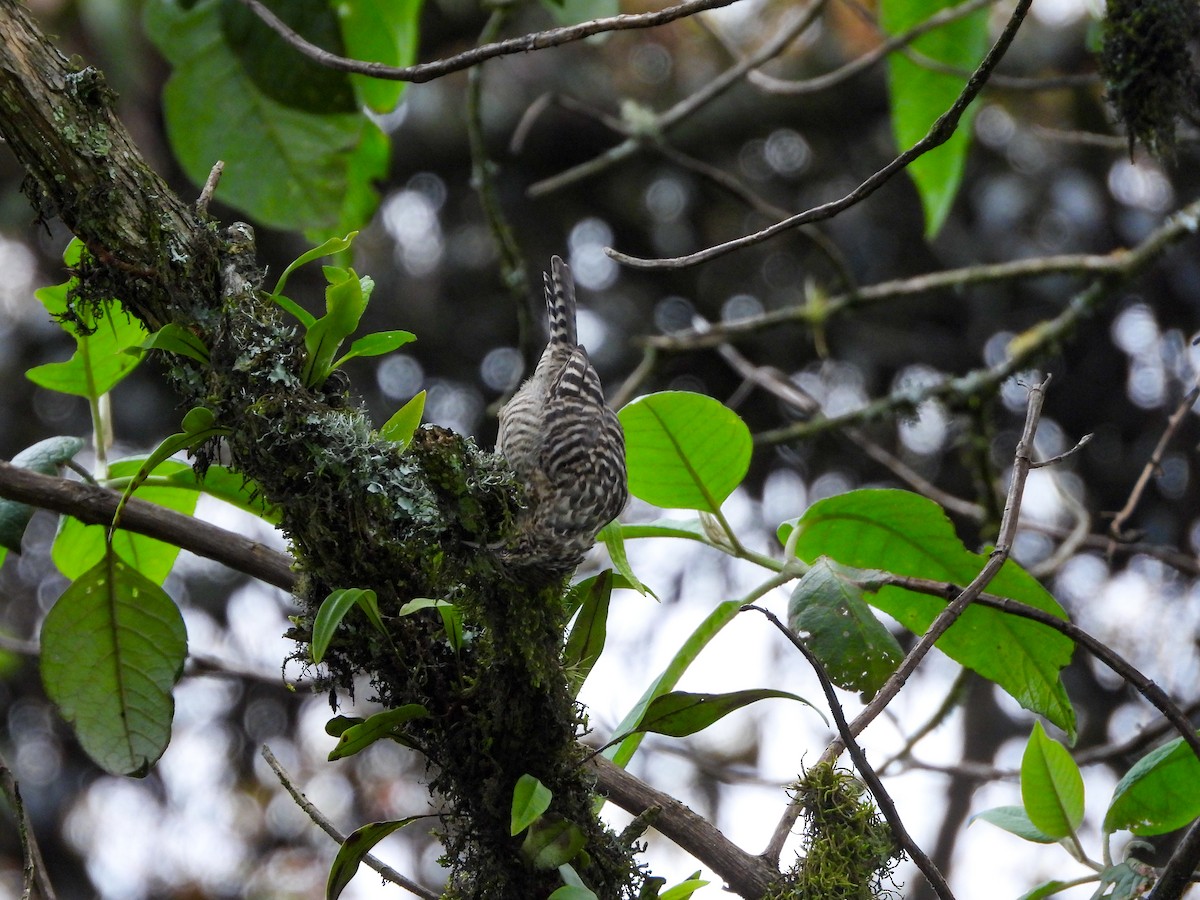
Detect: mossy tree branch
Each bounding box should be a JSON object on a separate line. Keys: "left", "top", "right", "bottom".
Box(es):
{"left": 0, "top": 3, "right": 648, "bottom": 897}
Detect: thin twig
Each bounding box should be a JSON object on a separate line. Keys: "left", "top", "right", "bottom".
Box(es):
{"left": 466, "top": 7, "right": 533, "bottom": 374}
{"left": 196, "top": 160, "right": 224, "bottom": 216}
{"left": 608, "top": 0, "right": 1033, "bottom": 270}
{"left": 0, "top": 753, "right": 56, "bottom": 899}
{"left": 1107, "top": 383, "right": 1200, "bottom": 542}
{"left": 527, "top": 0, "right": 828, "bottom": 197}
{"left": 260, "top": 745, "right": 439, "bottom": 900}
{"left": 746, "top": 604, "right": 957, "bottom": 900}
{"left": 762, "top": 375, "right": 1048, "bottom": 861}
{"left": 232, "top": 0, "right": 742, "bottom": 84}
{"left": 736, "top": 0, "right": 997, "bottom": 96}
{"left": 750, "top": 195, "right": 1200, "bottom": 446}
{"left": 705, "top": 324, "right": 985, "bottom": 519}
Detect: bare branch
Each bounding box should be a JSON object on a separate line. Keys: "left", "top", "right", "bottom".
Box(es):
{"left": 763, "top": 375, "right": 1049, "bottom": 860}
{"left": 232, "top": 0, "right": 743, "bottom": 84}
{"left": 261, "top": 745, "right": 440, "bottom": 900}
{"left": 607, "top": 0, "right": 1033, "bottom": 270}
{"left": 747, "top": 605, "right": 957, "bottom": 900}
{"left": 1108, "top": 383, "right": 1200, "bottom": 541}
{"left": 0, "top": 460, "right": 296, "bottom": 591}
{"left": 0, "top": 753, "right": 56, "bottom": 899}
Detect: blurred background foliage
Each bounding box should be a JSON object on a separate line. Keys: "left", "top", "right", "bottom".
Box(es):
{"left": 0, "top": 0, "right": 1199, "bottom": 896}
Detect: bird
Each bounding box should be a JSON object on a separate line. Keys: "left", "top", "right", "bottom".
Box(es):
{"left": 497, "top": 256, "right": 628, "bottom": 576}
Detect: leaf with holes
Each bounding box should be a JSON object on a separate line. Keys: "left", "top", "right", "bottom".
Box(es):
{"left": 40, "top": 555, "right": 187, "bottom": 775}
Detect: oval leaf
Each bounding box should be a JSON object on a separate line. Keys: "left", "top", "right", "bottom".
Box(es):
{"left": 327, "top": 817, "right": 421, "bottom": 900}
{"left": 334, "top": 329, "right": 416, "bottom": 368}
{"left": 511, "top": 774, "right": 553, "bottom": 836}
{"left": 1021, "top": 721, "right": 1084, "bottom": 839}
{"left": 969, "top": 805, "right": 1056, "bottom": 844}
{"left": 563, "top": 570, "right": 613, "bottom": 697}
{"left": 788, "top": 557, "right": 903, "bottom": 700}
{"left": 1104, "top": 733, "right": 1200, "bottom": 836}
{"left": 40, "top": 555, "right": 187, "bottom": 775}
{"left": 380, "top": 390, "right": 426, "bottom": 448}
{"left": 328, "top": 704, "right": 428, "bottom": 760}
{"left": 619, "top": 391, "right": 751, "bottom": 512}
{"left": 630, "top": 689, "right": 816, "bottom": 739}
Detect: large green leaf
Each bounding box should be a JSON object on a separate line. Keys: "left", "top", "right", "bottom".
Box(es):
{"left": 882, "top": 0, "right": 989, "bottom": 237}
{"left": 780, "top": 489, "right": 1076, "bottom": 738}
{"left": 40, "top": 555, "right": 187, "bottom": 775}
{"left": 337, "top": 0, "right": 424, "bottom": 112}
{"left": 27, "top": 275, "right": 147, "bottom": 398}
{"left": 1021, "top": 721, "right": 1084, "bottom": 839}
{"left": 619, "top": 392, "right": 751, "bottom": 512}
{"left": 788, "top": 558, "right": 903, "bottom": 700}
{"left": 145, "top": 0, "right": 388, "bottom": 234}
{"left": 52, "top": 458, "right": 199, "bottom": 586}
{"left": 1104, "top": 733, "right": 1200, "bottom": 836}
{"left": 511, "top": 774, "right": 553, "bottom": 836}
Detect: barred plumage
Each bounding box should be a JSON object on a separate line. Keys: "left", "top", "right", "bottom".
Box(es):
{"left": 497, "top": 256, "right": 628, "bottom": 575}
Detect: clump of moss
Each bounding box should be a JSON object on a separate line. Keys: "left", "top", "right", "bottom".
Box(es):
{"left": 770, "top": 764, "right": 901, "bottom": 900}
{"left": 1100, "top": 0, "right": 1200, "bottom": 157}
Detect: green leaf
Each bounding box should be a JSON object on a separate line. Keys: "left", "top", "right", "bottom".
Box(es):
{"left": 303, "top": 268, "right": 372, "bottom": 386}
{"left": 1021, "top": 721, "right": 1084, "bottom": 839}
{"left": 781, "top": 489, "right": 1077, "bottom": 739}
{"left": 619, "top": 392, "right": 751, "bottom": 512}
{"left": 540, "top": 0, "right": 618, "bottom": 27}
{"left": 271, "top": 231, "right": 358, "bottom": 299}
{"left": 630, "top": 689, "right": 817, "bottom": 739}
{"left": 158, "top": 464, "right": 281, "bottom": 523}
{"left": 969, "top": 805, "right": 1056, "bottom": 844}
{"left": 522, "top": 819, "right": 586, "bottom": 870}
{"left": 135, "top": 323, "right": 210, "bottom": 364}
{"left": 598, "top": 522, "right": 655, "bottom": 597}
{"left": 511, "top": 774, "right": 554, "bottom": 836}
{"left": 380, "top": 391, "right": 426, "bottom": 448}
{"left": 27, "top": 282, "right": 148, "bottom": 398}
{"left": 882, "top": 0, "right": 989, "bottom": 237}
{"left": 145, "top": 0, "right": 387, "bottom": 233}
{"left": 1016, "top": 881, "right": 1071, "bottom": 900}
{"left": 327, "top": 817, "right": 421, "bottom": 900}
{"left": 660, "top": 875, "right": 710, "bottom": 900}
{"left": 788, "top": 557, "right": 903, "bottom": 700}
{"left": 397, "top": 598, "right": 463, "bottom": 651}
{"left": 40, "top": 555, "right": 187, "bottom": 775}
{"left": 337, "top": 0, "right": 423, "bottom": 112}
{"left": 0, "top": 436, "right": 86, "bottom": 554}
{"left": 1104, "top": 733, "right": 1200, "bottom": 835}
{"left": 607, "top": 599, "right": 743, "bottom": 768}
{"left": 327, "top": 704, "right": 428, "bottom": 760}
{"left": 53, "top": 458, "right": 199, "bottom": 585}
{"left": 563, "top": 570, "right": 612, "bottom": 697}
{"left": 312, "top": 588, "right": 378, "bottom": 664}
{"left": 334, "top": 329, "right": 416, "bottom": 369}
{"left": 549, "top": 886, "right": 598, "bottom": 900}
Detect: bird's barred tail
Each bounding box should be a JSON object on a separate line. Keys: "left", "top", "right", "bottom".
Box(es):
{"left": 545, "top": 255, "right": 578, "bottom": 348}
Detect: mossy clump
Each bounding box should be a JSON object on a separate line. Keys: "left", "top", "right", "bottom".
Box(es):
{"left": 772, "top": 764, "right": 901, "bottom": 900}
{"left": 1099, "top": 0, "right": 1200, "bottom": 157}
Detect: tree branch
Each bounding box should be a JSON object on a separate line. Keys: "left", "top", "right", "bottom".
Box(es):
{"left": 607, "top": 0, "right": 1033, "bottom": 269}
{"left": 232, "top": 0, "right": 742, "bottom": 83}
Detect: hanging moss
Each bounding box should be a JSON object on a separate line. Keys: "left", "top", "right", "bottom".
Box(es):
{"left": 1099, "top": 0, "right": 1200, "bottom": 157}
{"left": 767, "top": 764, "right": 902, "bottom": 900}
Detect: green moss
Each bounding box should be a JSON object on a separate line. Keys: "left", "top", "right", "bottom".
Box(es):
{"left": 769, "top": 764, "right": 901, "bottom": 900}
{"left": 1100, "top": 0, "right": 1200, "bottom": 156}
